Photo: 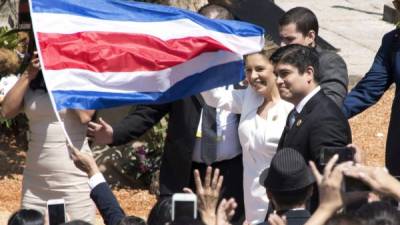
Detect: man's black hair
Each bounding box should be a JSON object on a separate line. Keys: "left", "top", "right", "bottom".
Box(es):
{"left": 270, "top": 44, "right": 320, "bottom": 83}
{"left": 118, "top": 216, "right": 147, "bottom": 225}
{"left": 147, "top": 197, "right": 172, "bottom": 225}
{"left": 269, "top": 184, "right": 313, "bottom": 209}
{"left": 8, "top": 209, "right": 44, "bottom": 225}
{"left": 279, "top": 7, "right": 319, "bottom": 37}
{"left": 356, "top": 201, "right": 400, "bottom": 225}
{"left": 61, "top": 220, "right": 91, "bottom": 225}
{"left": 325, "top": 214, "right": 363, "bottom": 225}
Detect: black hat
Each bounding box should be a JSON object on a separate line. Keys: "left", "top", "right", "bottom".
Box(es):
{"left": 260, "top": 148, "right": 315, "bottom": 191}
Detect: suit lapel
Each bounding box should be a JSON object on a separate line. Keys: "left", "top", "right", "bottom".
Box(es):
{"left": 279, "top": 91, "right": 324, "bottom": 147}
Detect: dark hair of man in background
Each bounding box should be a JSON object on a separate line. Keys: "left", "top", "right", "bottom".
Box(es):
{"left": 325, "top": 214, "right": 363, "bottom": 225}
{"left": 270, "top": 44, "right": 321, "bottom": 83}
{"left": 147, "top": 197, "right": 172, "bottom": 225}
{"left": 355, "top": 201, "right": 400, "bottom": 225}
{"left": 269, "top": 184, "right": 313, "bottom": 211}
{"left": 118, "top": 216, "right": 147, "bottom": 225}
{"left": 7, "top": 209, "right": 44, "bottom": 225}
{"left": 198, "top": 3, "right": 234, "bottom": 19}
{"left": 279, "top": 7, "right": 318, "bottom": 37}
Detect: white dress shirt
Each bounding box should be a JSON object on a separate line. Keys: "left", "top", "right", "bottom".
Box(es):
{"left": 202, "top": 86, "right": 293, "bottom": 224}
{"left": 192, "top": 86, "right": 242, "bottom": 163}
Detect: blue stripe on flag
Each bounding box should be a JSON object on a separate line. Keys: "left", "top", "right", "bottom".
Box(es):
{"left": 52, "top": 60, "right": 244, "bottom": 110}
{"left": 31, "top": 0, "right": 264, "bottom": 37}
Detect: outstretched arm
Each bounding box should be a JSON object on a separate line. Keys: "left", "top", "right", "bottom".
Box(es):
{"left": 342, "top": 31, "right": 395, "bottom": 118}
{"left": 201, "top": 86, "right": 245, "bottom": 114}
{"left": 69, "top": 145, "right": 125, "bottom": 225}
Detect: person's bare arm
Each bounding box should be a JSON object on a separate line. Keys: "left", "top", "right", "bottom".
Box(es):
{"left": 1, "top": 54, "right": 39, "bottom": 118}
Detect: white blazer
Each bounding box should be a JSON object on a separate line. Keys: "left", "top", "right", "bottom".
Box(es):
{"left": 202, "top": 86, "right": 292, "bottom": 224}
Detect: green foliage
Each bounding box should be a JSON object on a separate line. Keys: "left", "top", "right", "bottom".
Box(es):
{"left": 0, "top": 26, "right": 20, "bottom": 127}
{"left": 0, "top": 26, "right": 19, "bottom": 49}
{"left": 0, "top": 116, "right": 13, "bottom": 128}
{"left": 122, "top": 117, "right": 167, "bottom": 186}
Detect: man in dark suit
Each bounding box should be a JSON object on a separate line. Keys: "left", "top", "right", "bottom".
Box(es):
{"left": 342, "top": 26, "right": 400, "bottom": 176}
{"left": 279, "top": 7, "right": 348, "bottom": 107}
{"left": 86, "top": 4, "right": 245, "bottom": 224}
{"left": 271, "top": 44, "right": 351, "bottom": 165}
{"left": 257, "top": 148, "right": 314, "bottom": 225}
{"left": 271, "top": 44, "right": 351, "bottom": 214}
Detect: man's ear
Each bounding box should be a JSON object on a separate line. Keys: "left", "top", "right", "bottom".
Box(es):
{"left": 305, "top": 66, "right": 315, "bottom": 83}
{"left": 305, "top": 30, "right": 316, "bottom": 47}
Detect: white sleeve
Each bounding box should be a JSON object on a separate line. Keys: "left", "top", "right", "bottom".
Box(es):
{"left": 201, "top": 86, "right": 245, "bottom": 114}
{"left": 88, "top": 172, "right": 106, "bottom": 189}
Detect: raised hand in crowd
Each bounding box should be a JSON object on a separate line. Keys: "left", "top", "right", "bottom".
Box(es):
{"left": 87, "top": 117, "right": 114, "bottom": 145}
{"left": 68, "top": 144, "right": 100, "bottom": 178}
{"left": 216, "top": 198, "right": 237, "bottom": 225}
{"left": 305, "top": 155, "right": 350, "bottom": 225}
{"left": 184, "top": 166, "right": 227, "bottom": 225}
{"left": 344, "top": 164, "right": 400, "bottom": 200}
{"left": 24, "top": 51, "right": 41, "bottom": 81}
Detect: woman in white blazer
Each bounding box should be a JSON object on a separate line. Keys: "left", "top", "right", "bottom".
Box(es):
{"left": 202, "top": 42, "right": 292, "bottom": 224}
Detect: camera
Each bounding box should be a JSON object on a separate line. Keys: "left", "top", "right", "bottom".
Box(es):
{"left": 319, "top": 146, "right": 370, "bottom": 192}
{"left": 47, "top": 199, "right": 66, "bottom": 225}
{"left": 319, "top": 146, "right": 355, "bottom": 166}
{"left": 171, "top": 193, "right": 197, "bottom": 221}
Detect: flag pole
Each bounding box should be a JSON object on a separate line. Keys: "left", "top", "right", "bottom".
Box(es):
{"left": 28, "top": 0, "right": 73, "bottom": 146}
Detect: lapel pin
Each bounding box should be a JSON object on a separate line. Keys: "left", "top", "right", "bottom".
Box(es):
{"left": 296, "top": 119, "right": 302, "bottom": 127}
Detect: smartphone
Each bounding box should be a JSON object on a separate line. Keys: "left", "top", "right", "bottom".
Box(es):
{"left": 171, "top": 193, "right": 197, "bottom": 221}
{"left": 47, "top": 199, "right": 66, "bottom": 225}
{"left": 344, "top": 176, "right": 371, "bottom": 192}
{"left": 319, "top": 146, "right": 355, "bottom": 166}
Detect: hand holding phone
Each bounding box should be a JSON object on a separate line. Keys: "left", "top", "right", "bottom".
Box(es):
{"left": 47, "top": 199, "right": 66, "bottom": 225}
{"left": 172, "top": 193, "right": 197, "bottom": 221}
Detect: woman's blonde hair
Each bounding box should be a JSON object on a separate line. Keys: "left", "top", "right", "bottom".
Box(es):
{"left": 257, "top": 39, "right": 280, "bottom": 60}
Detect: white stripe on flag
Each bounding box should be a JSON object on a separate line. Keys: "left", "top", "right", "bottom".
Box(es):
{"left": 45, "top": 50, "right": 242, "bottom": 93}
{"left": 32, "top": 13, "right": 264, "bottom": 55}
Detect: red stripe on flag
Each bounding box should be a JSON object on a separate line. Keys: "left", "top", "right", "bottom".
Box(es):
{"left": 37, "top": 32, "right": 232, "bottom": 72}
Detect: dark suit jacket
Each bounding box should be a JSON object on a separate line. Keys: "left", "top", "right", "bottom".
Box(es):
{"left": 257, "top": 209, "right": 311, "bottom": 225}
{"left": 111, "top": 96, "right": 208, "bottom": 195}
{"left": 343, "top": 29, "right": 400, "bottom": 175}
{"left": 90, "top": 182, "right": 125, "bottom": 225}
{"left": 278, "top": 91, "right": 352, "bottom": 163}
{"left": 316, "top": 46, "right": 349, "bottom": 107}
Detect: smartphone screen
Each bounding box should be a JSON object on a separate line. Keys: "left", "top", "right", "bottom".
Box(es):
{"left": 174, "top": 200, "right": 196, "bottom": 221}
{"left": 320, "top": 146, "right": 354, "bottom": 166}
{"left": 48, "top": 203, "right": 65, "bottom": 225}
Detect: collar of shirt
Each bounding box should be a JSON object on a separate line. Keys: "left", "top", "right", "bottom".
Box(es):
{"left": 295, "top": 86, "right": 321, "bottom": 113}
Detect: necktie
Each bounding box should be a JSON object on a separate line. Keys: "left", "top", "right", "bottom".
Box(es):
{"left": 288, "top": 109, "right": 299, "bottom": 129}
{"left": 200, "top": 105, "right": 218, "bottom": 165}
